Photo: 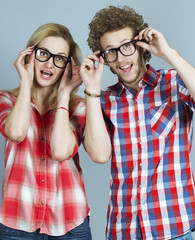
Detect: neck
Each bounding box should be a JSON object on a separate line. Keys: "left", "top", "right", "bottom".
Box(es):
{"left": 33, "top": 85, "right": 53, "bottom": 114}
{"left": 123, "top": 64, "right": 147, "bottom": 93}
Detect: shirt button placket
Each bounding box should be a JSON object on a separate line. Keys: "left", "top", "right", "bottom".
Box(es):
{"left": 38, "top": 123, "right": 47, "bottom": 224}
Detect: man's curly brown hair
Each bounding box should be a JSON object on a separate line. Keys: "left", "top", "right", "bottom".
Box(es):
{"left": 87, "top": 5, "right": 151, "bottom": 63}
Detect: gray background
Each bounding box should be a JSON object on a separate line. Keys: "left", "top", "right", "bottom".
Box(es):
{"left": 0, "top": 0, "right": 195, "bottom": 239}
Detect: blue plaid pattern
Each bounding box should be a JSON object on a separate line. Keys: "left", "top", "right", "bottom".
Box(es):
{"left": 101, "top": 65, "right": 195, "bottom": 239}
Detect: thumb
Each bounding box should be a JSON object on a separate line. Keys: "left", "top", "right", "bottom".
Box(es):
{"left": 98, "top": 56, "right": 104, "bottom": 70}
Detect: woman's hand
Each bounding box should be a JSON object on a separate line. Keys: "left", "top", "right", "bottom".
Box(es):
{"left": 58, "top": 57, "right": 82, "bottom": 101}
{"left": 14, "top": 45, "right": 35, "bottom": 88}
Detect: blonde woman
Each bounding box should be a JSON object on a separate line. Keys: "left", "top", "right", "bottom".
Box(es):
{"left": 0, "top": 23, "right": 91, "bottom": 239}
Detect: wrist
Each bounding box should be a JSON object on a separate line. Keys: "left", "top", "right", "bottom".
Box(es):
{"left": 84, "top": 88, "right": 102, "bottom": 98}
{"left": 58, "top": 94, "right": 70, "bottom": 105}
{"left": 162, "top": 48, "right": 177, "bottom": 63}
{"left": 56, "top": 106, "right": 69, "bottom": 114}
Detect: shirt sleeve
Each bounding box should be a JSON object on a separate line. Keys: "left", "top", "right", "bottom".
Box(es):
{"left": 176, "top": 72, "right": 195, "bottom": 110}
{"left": 69, "top": 100, "right": 86, "bottom": 148}
{"left": 0, "top": 91, "right": 15, "bottom": 140}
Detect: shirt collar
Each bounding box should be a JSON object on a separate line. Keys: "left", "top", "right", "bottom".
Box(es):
{"left": 116, "top": 80, "right": 126, "bottom": 96}
{"left": 142, "top": 64, "right": 157, "bottom": 86}
{"left": 116, "top": 64, "right": 157, "bottom": 96}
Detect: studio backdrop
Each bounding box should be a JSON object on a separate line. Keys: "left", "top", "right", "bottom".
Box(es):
{"left": 0, "top": 0, "right": 194, "bottom": 239}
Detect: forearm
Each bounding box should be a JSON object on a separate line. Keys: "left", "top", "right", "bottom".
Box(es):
{"left": 84, "top": 95, "right": 111, "bottom": 163}
{"left": 50, "top": 97, "right": 77, "bottom": 161}
{"left": 164, "top": 49, "right": 195, "bottom": 100}
{"left": 4, "top": 81, "right": 31, "bottom": 142}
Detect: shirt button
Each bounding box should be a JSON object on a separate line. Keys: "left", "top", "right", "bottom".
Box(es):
{"left": 41, "top": 179, "right": 45, "bottom": 183}
{"left": 41, "top": 137, "right": 44, "bottom": 141}
{"left": 41, "top": 201, "right": 44, "bottom": 205}
{"left": 41, "top": 158, "right": 45, "bottom": 161}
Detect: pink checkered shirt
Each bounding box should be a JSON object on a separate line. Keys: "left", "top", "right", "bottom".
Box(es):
{"left": 0, "top": 91, "right": 89, "bottom": 236}
{"left": 101, "top": 65, "right": 195, "bottom": 239}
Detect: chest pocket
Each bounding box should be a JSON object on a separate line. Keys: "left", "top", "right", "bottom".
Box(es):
{"left": 150, "top": 102, "right": 176, "bottom": 138}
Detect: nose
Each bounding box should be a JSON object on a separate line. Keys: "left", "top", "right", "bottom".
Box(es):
{"left": 44, "top": 57, "right": 54, "bottom": 68}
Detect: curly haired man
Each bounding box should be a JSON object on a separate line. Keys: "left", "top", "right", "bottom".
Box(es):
{"left": 81, "top": 6, "right": 195, "bottom": 240}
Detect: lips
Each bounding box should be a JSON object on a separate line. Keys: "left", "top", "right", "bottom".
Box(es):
{"left": 119, "top": 64, "right": 133, "bottom": 73}
{"left": 40, "top": 70, "right": 53, "bottom": 79}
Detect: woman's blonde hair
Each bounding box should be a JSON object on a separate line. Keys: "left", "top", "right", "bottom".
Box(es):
{"left": 7, "top": 23, "right": 82, "bottom": 111}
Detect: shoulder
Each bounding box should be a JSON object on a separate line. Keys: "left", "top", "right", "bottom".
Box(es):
{"left": 101, "top": 83, "right": 119, "bottom": 96}
{"left": 154, "top": 68, "right": 181, "bottom": 87}
{"left": 0, "top": 91, "right": 16, "bottom": 104}
{"left": 158, "top": 68, "right": 178, "bottom": 78}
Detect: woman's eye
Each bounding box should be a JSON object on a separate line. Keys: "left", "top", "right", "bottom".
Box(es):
{"left": 56, "top": 56, "right": 64, "bottom": 62}
{"left": 40, "top": 51, "right": 48, "bottom": 57}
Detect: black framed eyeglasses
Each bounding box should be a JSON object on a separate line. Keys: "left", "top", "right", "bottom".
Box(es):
{"left": 99, "top": 40, "right": 141, "bottom": 63}
{"left": 34, "top": 46, "right": 70, "bottom": 69}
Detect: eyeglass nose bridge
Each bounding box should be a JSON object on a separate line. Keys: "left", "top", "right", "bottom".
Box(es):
{"left": 44, "top": 53, "right": 55, "bottom": 65}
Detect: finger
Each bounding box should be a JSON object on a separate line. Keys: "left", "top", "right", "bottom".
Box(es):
{"left": 135, "top": 41, "right": 150, "bottom": 51}
{"left": 97, "top": 56, "right": 105, "bottom": 70}
{"left": 62, "top": 62, "right": 71, "bottom": 80}
{"left": 70, "top": 56, "right": 76, "bottom": 67}
{"left": 71, "top": 59, "right": 80, "bottom": 76}
{"left": 85, "top": 53, "right": 100, "bottom": 62}
{"left": 81, "top": 58, "right": 95, "bottom": 71}
{"left": 144, "top": 28, "right": 155, "bottom": 41}
{"left": 15, "top": 47, "right": 34, "bottom": 66}
{"left": 137, "top": 28, "right": 152, "bottom": 41}
{"left": 28, "top": 50, "right": 35, "bottom": 65}
{"left": 18, "top": 46, "right": 34, "bottom": 58}
{"left": 72, "top": 66, "right": 80, "bottom": 77}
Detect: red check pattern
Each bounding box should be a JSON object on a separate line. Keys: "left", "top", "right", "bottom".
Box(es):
{"left": 0, "top": 91, "right": 89, "bottom": 236}
{"left": 101, "top": 65, "right": 195, "bottom": 239}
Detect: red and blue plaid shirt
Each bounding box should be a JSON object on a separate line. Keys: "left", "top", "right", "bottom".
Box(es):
{"left": 101, "top": 65, "right": 195, "bottom": 239}
{"left": 0, "top": 91, "right": 89, "bottom": 236}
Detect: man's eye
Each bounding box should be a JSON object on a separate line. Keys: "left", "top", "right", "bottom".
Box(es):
{"left": 107, "top": 49, "right": 116, "bottom": 54}
{"left": 123, "top": 42, "right": 131, "bottom": 49}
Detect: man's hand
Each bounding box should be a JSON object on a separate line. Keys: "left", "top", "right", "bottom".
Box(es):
{"left": 135, "top": 28, "right": 173, "bottom": 61}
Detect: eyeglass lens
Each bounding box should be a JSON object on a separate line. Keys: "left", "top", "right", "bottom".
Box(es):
{"left": 35, "top": 48, "right": 68, "bottom": 68}
{"left": 103, "top": 41, "right": 136, "bottom": 63}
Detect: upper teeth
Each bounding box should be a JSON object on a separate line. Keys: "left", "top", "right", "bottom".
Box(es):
{"left": 42, "top": 71, "right": 52, "bottom": 76}
{"left": 121, "top": 65, "right": 130, "bottom": 69}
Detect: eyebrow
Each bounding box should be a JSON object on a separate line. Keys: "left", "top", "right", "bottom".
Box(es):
{"left": 38, "top": 46, "right": 66, "bottom": 56}
{"left": 105, "top": 38, "right": 133, "bottom": 49}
